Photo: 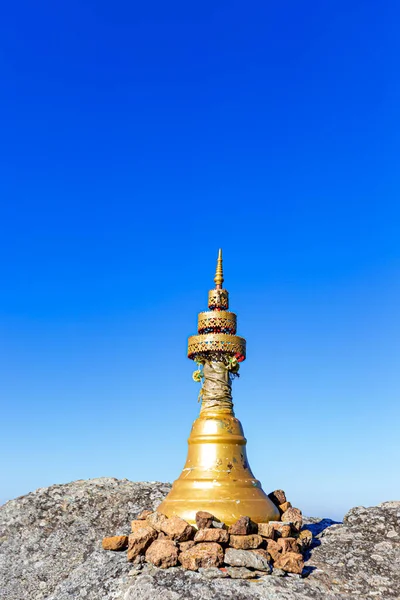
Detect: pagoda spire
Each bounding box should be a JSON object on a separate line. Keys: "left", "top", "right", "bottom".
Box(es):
{"left": 214, "top": 248, "right": 224, "bottom": 289}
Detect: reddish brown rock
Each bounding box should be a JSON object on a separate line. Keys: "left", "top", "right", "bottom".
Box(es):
{"left": 131, "top": 519, "right": 152, "bottom": 533}
{"left": 268, "top": 490, "right": 287, "bottom": 507}
{"left": 298, "top": 529, "right": 312, "bottom": 544}
{"left": 277, "top": 537, "right": 300, "bottom": 554}
{"left": 137, "top": 509, "right": 153, "bottom": 520}
{"left": 195, "top": 511, "right": 214, "bottom": 529}
{"left": 269, "top": 522, "right": 292, "bottom": 538}
{"left": 228, "top": 516, "right": 257, "bottom": 535}
{"left": 145, "top": 539, "right": 178, "bottom": 568}
{"left": 274, "top": 551, "right": 304, "bottom": 574}
{"left": 179, "top": 540, "right": 195, "bottom": 552}
{"left": 229, "top": 534, "right": 263, "bottom": 550}
{"left": 281, "top": 507, "right": 303, "bottom": 532}
{"left": 127, "top": 527, "right": 157, "bottom": 561}
{"left": 146, "top": 511, "right": 169, "bottom": 532}
{"left": 179, "top": 542, "right": 224, "bottom": 571}
{"left": 257, "top": 522, "right": 275, "bottom": 539}
{"left": 194, "top": 528, "right": 229, "bottom": 544}
{"left": 279, "top": 501, "right": 292, "bottom": 513}
{"left": 162, "top": 515, "right": 195, "bottom": 542}
{"left": 146, "top": 512, "right": 194, "bottom": 542}
{"left": 297, "top": 529, "right": 313, "bottom": 552}
{"left": 265, "top": 539, "right": 282, "bottom": 562}
{"left": 102, "top": 535, "right": 128, "bottom": 551}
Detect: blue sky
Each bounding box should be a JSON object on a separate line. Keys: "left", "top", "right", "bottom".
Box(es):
{"left": 0, "top": 1, "right": 399, "bottom": 520}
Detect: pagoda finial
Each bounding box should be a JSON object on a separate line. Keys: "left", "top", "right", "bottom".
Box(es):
{"left": 214, "top": 248, "right": 224, "bottom": 289}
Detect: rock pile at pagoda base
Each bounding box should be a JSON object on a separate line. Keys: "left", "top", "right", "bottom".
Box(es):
{"left": 102, "top": 489, "right": 311, "bottom": 578}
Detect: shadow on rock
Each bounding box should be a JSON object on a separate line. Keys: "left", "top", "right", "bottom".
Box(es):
{"left": 303, "top": 518, "right": 342, "bottom": 563}
{"left": 305, "top": 518, "right": 342, "bottom": 538}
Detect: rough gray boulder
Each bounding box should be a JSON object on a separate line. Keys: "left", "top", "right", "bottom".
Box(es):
{"left": 0, "top": 478, "right": 171, "bottom": 600}
{"left": 0, "top": 478, "right": 399, "bottom": 599}
{"left": 305, "top": 501, "right": 400, "bottom": 598}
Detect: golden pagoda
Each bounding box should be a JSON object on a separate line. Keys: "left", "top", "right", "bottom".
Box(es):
{"left": 157, "top": 250, "right": 279, "bottom": 525}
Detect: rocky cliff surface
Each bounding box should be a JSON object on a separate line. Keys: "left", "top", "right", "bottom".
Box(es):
{"left": 0, "top": 478, "right": 399, "bottom": 599}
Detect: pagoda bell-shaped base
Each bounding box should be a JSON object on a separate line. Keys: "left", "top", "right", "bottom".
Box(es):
{"left": 157, "top": 407, "right": 280, "bottom": 526}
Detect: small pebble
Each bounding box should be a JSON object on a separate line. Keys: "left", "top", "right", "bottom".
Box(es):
{"left": 225, "top": 566, "right": 255, "bottom": 579}
{"left": 199, "top": 567, "right": 229, "bottom": 579}
{"left": 271, "top": 568, "right": 287, "bottom": 577}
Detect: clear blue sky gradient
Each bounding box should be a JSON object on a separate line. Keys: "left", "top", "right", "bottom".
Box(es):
{"left": 1, "top": 1, "right": 399, "bottom": 520}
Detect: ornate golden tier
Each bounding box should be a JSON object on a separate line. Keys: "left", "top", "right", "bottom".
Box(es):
{"left": 197, "top": 311, "right": 237, "bottom": 335}
{"left": 157, "top": 250, "right": 280, "bottom": 525}
{"left": 188, "top": 333, "right": 246, "bottom": 361}
{"left": 208, "top": 288, "right": 229, "bottom": 310}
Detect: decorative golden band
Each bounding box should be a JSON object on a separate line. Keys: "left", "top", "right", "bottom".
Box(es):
{"left": 197, "top": 311, "right": 237, "bottom": 334}
{"left": 208, "top": 289, "right": 229, "bottom": 310}
{"left": 188, "top": 333, "right": 246, "bottom": 360}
